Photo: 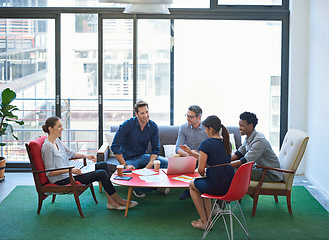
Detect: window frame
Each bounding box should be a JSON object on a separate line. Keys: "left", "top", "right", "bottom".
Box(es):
{"left": 0, "top": 1, "right": 290, "bottom": 171}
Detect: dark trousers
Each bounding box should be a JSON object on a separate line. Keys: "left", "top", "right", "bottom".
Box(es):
{"left": 55, "top": 162, "right": 116, "bottom": 195}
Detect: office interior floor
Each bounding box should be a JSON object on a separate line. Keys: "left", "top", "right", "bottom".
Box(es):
{"left": 0, "top": 173, "right": 328, "bottom": 213}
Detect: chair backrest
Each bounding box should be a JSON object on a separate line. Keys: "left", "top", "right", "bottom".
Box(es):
{"left": 26, "top": 136, "right": 48, "bottom": 185}
{"left": 278, "top": 129, "right": 309, "bottom": 187}
{"left": 110, "top": 125, "right": 242, "bottom": 157}
{"left": 222, "top": 161, "right": 254, "bottom": 202}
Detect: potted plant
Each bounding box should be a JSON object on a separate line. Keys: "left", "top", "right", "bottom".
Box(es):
{"left": 0, "top": 88, "right": 24, "bottom": 181}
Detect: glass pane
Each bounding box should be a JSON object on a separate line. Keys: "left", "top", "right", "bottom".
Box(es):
{"left": 174, "top": 20, "right": 282, "bottom": 152}
{"left": 103, "top": 19, "right": 134, "bottom": 134}
{"left": 1, "top": 0, "right": 46, "bottom": 7}
{"left": 61, "top": 14, "right": 98, "bottom": 155}
{"left": 1, "top": 0, "right": 124, "bottom": 8}
{"left": 171, "top": 0, "right": 209, "bottom": 8}
{"left": 218, "top": 0, "right": 282, "bottom": 5}
{"left": 1, "top": 0, "right": 209, "bottom": 8}
{"left": 137, "top": 20, "right": 170, "bottom": 125}
{"left": 0, "top": 19, "right": 55, "bottom": 162}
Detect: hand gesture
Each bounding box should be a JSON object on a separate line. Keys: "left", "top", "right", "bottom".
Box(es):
{"left": 72, "top": 168, "right": 82, "bottom": 175}
{"left": 180, "top": 145, "right": 192, "bottom": 156}
{"left": 86, "top": 155, "right": 97, "bottom": 163}
{"left": 126, "top": 165, "right": 135, "bottom": 170}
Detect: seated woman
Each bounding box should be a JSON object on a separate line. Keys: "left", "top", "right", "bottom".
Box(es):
{"left": 187, "top": 115, "right": 235, "bottom": 230}
{"left": 41, "top": 116, "right": 137, "bottom": 211}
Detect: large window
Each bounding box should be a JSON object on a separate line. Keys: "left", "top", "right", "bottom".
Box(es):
{"left": 137, "top": 20, "right": 171, "bottom": 125}
{"left": 0, "top": 18, "right": 55, "bottom": 163}
{"left": 174, "top": 20, "right": 282, "bottom": 152}
{"left": 0, "top": 1, "right": 289, "bottom": 168}
{"left": 102, "top": 19, "right": 134, "bottom": 134}
{"left": 61, "top": 14, "right": 98, "bottom": 155}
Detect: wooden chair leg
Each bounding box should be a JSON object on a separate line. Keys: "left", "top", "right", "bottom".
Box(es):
{"left": 252, "top": 194, "right": 259, "bottom": 217}
{"left": 37, "top": 193, "right": 44, "bottom": 214}
{"left": 73, "top": 191, "right": 84, "bottom": 218}
{"left": 52, "top": 194, "right": 56, "bottom": 202}
{"left": 274, "top": 195, "right": 278, "bottom": 202}
{"left": 90, "top": 185, "right": 98, "bottom": 204}
{"left": 99, "top": 182, "right": 103, "bottom": 193}
{"left": 286, "top": 191, "right": 292, "bottom": 214}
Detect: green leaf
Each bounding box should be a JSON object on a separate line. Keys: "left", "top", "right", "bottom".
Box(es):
{"left": 0, "top": 127, "right": 6, "bottom": 135}
{"left": 12, "top": 134, "right": 18, "bottom": 140}
{"left": 0, "top": 88, "right": 24, "bottom": 145}
{"left": 1, "top": 88, "right": 16, "bottom": 106}
{"left": 15, "top": 120, "right": 24, "bottom": 126}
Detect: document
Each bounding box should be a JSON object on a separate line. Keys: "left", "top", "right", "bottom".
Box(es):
{"left": 133, "top": 168, "right": 158, "bottom": 176}
{"left": 70, "top": 160, "right": 84, "bottom": 169}
{"left": 70, "top": 160, "right": 95, "bottom": 175}
{"left": 172, "top": 175, "right": 195, "bottom": 183}
{"left": 139, "top": 175, "right": 166, "bottom": 183}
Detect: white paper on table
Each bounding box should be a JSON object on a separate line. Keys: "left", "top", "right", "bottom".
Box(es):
{"left": 133, "top": 168, "right": 158, "bottom": 176}
{"left": 172, "top": 175, "right": 195, "bottom": 183}
{"left": 139, "top": 175, "right": 166, "bottom": 183}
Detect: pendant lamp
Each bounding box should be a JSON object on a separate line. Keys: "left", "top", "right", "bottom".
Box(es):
{"left": 99, "top": 0, "right": 173, "bottom": 14}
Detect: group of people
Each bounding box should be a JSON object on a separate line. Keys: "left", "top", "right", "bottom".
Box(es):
{"left": 41, "top": 100, "right": 283, "bottom": 231}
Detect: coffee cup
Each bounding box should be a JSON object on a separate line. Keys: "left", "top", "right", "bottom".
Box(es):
{"left": 154, "top": 160, "right": 160, "bottom": 171}
{"left": 117, "top": 165, "right": 124, "bottom": 176}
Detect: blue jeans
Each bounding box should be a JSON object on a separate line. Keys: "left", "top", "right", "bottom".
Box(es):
{"left": 126, "top": 154, "right": 168, "bottom": 192}
{"left": 125, "top": 154, "right": 168, "bottom": 169}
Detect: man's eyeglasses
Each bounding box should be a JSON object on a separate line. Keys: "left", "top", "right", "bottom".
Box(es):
{"left": 185, "top": 114, "right": 196, "bottom": 119}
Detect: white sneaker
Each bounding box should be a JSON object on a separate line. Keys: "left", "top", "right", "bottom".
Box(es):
{"left": 133, "top": 190, "right": 147, "bottom": 198}
{"left": 212, "top": 201, "right": 225, "bottom": 217}
{"left": 156, "top": 188, "right": 170, "bottom": 195}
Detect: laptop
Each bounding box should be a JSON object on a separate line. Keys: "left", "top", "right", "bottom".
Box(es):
{"left": 163, "top": 156, "right": 197, "bottom": 175}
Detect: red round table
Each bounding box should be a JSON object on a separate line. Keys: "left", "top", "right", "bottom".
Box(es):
{"left": 111, "top": 169, "right": 200, "bottom": 217}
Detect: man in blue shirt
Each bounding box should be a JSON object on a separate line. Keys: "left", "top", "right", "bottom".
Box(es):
{"left": 111, "top": 100, "right": 169, "bottom": 198}
{"left": 175, "top": 105, "right": 208, "bottom": 200}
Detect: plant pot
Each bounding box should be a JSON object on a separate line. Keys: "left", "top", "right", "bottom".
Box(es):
{"left": 0, "top": 157, "right": 5, "bottom": 181}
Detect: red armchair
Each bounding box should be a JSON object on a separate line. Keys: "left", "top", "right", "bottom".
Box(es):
{"left": 25, "top": 136, "right": 98, "bottom": 218}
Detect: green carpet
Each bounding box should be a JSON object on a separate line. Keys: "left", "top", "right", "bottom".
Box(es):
{"left": 1, "top": 186, "right": 329, "bottom": 240}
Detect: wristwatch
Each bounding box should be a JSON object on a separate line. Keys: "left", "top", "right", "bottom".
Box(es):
{"left": 123, "top": 163, "right": 128, "bottom": 169}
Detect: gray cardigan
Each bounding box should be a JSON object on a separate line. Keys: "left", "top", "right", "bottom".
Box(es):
{"left": 41, "top": 138, "right": 76, "bottom": 183}
{"left": 236, "top": 130, "right": 283, "bottom": 182}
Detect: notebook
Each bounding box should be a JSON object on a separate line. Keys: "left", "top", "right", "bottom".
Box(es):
{"left": 70, "top": 160, "right": 95, "bottom": 174}
{"left": 70, "top": 160, "right": 84, "bottom": 169}
{"left": 163, "top": 156, "right": 197, "bottom": 175}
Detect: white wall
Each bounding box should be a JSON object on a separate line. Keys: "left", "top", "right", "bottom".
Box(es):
{"left": 290, "top": 0, "right": 329, "bottom": 199}
{"left": 289, "top": 0, "right": 310, "bottom": 174}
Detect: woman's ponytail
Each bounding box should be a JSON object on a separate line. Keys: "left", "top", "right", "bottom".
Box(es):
{"left": 221, "top": 124, "right": 232, "bottom": 155}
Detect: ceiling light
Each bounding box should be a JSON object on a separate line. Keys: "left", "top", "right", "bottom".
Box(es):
{"left": 100, "top": 0, "right": 172, "bottom": 3}
{"left": 124, "top": 4, "right": 170, "bottom": 14}
{"left": 99, "top": 0, "right": 172, "bottom": 14}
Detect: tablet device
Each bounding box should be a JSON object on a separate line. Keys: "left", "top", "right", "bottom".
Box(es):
{"left": 114, "top": 176, "right": 132, "bottom": 181}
